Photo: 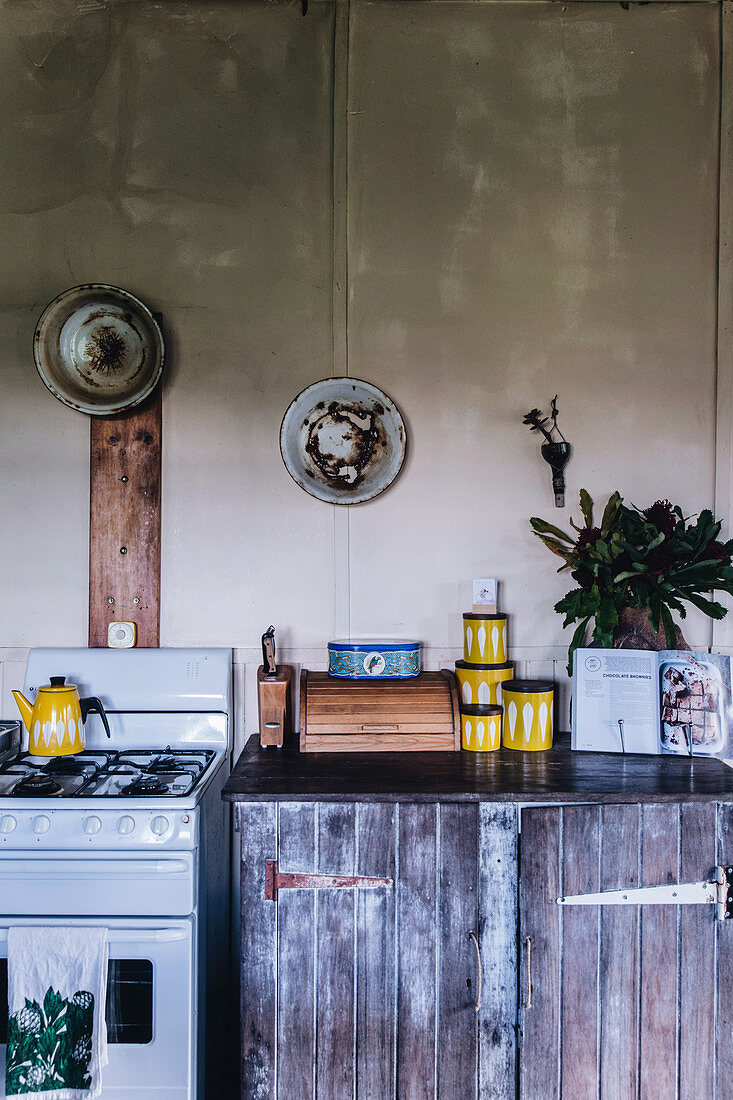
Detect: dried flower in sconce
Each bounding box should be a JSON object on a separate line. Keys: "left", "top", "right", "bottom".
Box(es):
{"left": 522, "top": 396, "right": 572, "bottom": 507}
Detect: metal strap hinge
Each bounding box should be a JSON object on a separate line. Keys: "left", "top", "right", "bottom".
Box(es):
{"left": 265, "top": 859, "right": 392, "bottom": 901}
{"left": 557, "top": 865, "right": 733, "bottom": 921}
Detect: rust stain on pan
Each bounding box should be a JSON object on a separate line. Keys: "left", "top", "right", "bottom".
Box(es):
{"left": 33, "top": 284, "right": 164, "bottom": 416}
{"left": 304, "top": 402, "right": 383, "bottom": 489}
{"left": 85, "top": 326, "right": 127, "bottom": 374}
{"left": 280, "top": 377, "right": 407, "bottom": 505}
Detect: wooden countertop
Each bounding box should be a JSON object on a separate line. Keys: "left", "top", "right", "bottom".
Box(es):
{"left": 222, "top": 733, "right": 733, "bottom": 803}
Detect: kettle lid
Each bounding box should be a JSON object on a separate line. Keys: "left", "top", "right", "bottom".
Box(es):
{"left": 39, "top": 676, "right": 76, "bottom": 692}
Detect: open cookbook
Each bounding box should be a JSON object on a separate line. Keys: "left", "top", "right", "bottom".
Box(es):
{"left": 571, "top": 647, "right": 732, "bottom": 756}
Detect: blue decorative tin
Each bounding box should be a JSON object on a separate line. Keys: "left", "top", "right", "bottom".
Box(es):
{"left": 327, "top": 639, "right": 421, "bottom": 679}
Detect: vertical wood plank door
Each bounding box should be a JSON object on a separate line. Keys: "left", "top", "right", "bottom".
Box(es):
{"left": 520, "top": 802, "right": 728, "bottom": 1100}
{"left": 237, "top": 801, "right": 517, "bottom": 1100}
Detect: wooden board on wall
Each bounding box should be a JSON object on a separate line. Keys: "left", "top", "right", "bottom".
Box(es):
{"left": 89, "top": 389, "right": 162, "bottom": 647}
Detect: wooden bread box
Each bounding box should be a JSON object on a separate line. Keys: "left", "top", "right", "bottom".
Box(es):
{"left": 298, "top": 669, "right": 460, "bottom": 752}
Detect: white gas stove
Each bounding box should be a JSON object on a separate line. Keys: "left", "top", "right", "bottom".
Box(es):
{"left": 0, "top": 647, "right": 233, "bottom": 1100}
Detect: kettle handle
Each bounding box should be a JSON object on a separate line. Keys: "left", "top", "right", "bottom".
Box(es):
{"left": 80, "top": 696, "right": 111, "bottom": 739}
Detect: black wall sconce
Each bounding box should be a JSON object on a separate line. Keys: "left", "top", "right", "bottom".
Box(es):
{"left": 523, "top": 396, "right": 572, "bottom": 507}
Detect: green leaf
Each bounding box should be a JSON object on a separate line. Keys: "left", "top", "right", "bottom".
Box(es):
{"left": 600, "top": 491, "right": 623, "bottom": 532}
{"left": 532, "top": 535, "right": 574, "bottom": 561}
{"left": 566, "top": 617, "right": 591, "bottom": 675}
{"left": 659, "top": 603, "right": 677, "bottom": 649}
{"left": 596, "top": 594, "right": 619, "bottom": 636}
{"left": 683, "top": 592, "right": 728, "bottom": 619}
{"left": 529, "top": 517, "right": 575, "bottom": 543}
{"left": 579, "top": 488, "right": 594, "bottom": 527}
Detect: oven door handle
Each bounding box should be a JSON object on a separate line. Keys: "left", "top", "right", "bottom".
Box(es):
{"left": 0, "top": 859, "right": 190, "bottom": 876}
{"left": 0, "top": 926, "right": 189, "bottom": 943}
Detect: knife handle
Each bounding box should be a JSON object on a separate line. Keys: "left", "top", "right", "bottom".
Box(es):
{"left": 262, "top": 626, "right": 277, "bottom": 676}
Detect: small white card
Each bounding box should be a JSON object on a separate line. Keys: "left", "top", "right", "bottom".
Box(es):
{"left": 473, "top": 578, "right": 497, "bottom": 608}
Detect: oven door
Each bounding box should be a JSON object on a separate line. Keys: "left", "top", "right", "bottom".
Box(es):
{"left": 0, "top": 917, "right": 195, "bottom": 1099}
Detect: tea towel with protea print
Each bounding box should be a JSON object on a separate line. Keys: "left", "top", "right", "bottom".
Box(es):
{"left": 6, "top": 926, "right": 108, "bottom": 1099}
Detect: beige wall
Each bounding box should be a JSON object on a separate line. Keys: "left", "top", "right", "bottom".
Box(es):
{"left": 0, "top": 0, "right": 722, "bottom": 735}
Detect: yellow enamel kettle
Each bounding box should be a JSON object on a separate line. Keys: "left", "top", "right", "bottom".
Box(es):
{"left": 13, "top": 676, "right": 111, "bottom": 757}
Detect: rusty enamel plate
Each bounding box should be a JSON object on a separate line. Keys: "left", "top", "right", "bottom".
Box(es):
{"left": 33, "top": 284, "right": 165, "bottom": 415}
{"left": 280, "top": 377, "right": 407, "bottom": 505}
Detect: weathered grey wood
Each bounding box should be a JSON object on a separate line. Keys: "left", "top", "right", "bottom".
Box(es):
{"left": 478, "top": 803, "right": 517, "bottom": 1099}
{"left": 560, "top": 806, "right": 600, "bottom": 1098}
{"left": 718, "top": 803, "right": 733, "bottom": 1100}
{"left": 355, "top": 802, "right": 396, "bottom": 1099}
{"left": 237, "top": 803, "right": 278, "bottom": 1100}
{"left": 397, "top": 803, "right": 438, "bottom": 1100}
{"left": 437, "top": 804, "right": 479, "bottom": 1096}
{"left": 315, "top": 803, "right": 356, "bottom": 1099}
{"left": 639, "top": 804, "right": 679, "bottom": 1100}
{"left": 599, "top": 804, "right": 639, "bottom": 1099}
{"left": 520, "top": 807, "right": 562, "bottom": 1100}
{"left": 277, "top": 803, "right": 317, "bottom": 1100}
{"left": 679, "top": 802, "right": 717, "bottom": 1098}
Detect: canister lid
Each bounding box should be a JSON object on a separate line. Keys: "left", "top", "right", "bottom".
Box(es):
{"left": 502, "top": 679, "right": 554, "bottom": 693}
{"left": 455, "top": 660, "right": 512, "bottom": 671}
{"left": 462, "top": 612, "right": 506, "bottom": 620}
{"left": 460, "top": 704, "right": 502, "bottom": 717}
{"left": 328, "top": 639, "right": 420, "bottom": 651}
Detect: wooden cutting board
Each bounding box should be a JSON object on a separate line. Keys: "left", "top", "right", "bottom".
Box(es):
{"left": 299, "top": 669, "right": 460, "bottom": 752}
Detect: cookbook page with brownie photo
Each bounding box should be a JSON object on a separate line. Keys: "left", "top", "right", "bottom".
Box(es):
{"left": 571, "top": 648, "right": 732, "bottom": 757}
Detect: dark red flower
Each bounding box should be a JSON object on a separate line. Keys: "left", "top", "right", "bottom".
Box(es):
{"left": 575, "top": 527, "right": 602, "bottom": 554}
{"left": 643, "top": 500, "right": 677, "bottom": 538}
{"left": 705, "top": 540, "right": 729, "bottom": 563}
{"left": 646, "top": 544, "right": 675, "bottom": 575}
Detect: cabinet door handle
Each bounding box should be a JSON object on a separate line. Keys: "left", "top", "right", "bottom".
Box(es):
{"left": 524, "top": 936, "right": 533, "bottom": 1009}
{"left": 264, "top": 859, "right": 392, "bottom": 901}
{"left": 468, "top": 930, "right": 482, "bottom": 1013}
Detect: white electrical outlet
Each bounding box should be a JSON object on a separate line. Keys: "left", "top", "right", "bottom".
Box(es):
{"left": 108, "top": 621, "right": 137, "bottom": 648}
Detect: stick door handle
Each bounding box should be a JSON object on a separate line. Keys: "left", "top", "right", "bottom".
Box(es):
{"left": 468, "top": 930, "right": 482, "bottom": 1013}
{"left": 524, "top": 936, "right": 533, "bottom": 1009}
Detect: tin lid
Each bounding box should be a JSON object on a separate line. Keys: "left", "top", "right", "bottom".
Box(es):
{"left": 455, "top": 660, "right": 512, "bottom": 671}
{"left": 463, "top": 612, "right": 506, "bottom": 621}
{"left": 460, "top": 704, "right": 502, "bottom": 717}
{"left": 503, "top": 679, "right": 554, "bottom": 694}
{"left": 328, "top": 639, "right": 420, "bottom": 651}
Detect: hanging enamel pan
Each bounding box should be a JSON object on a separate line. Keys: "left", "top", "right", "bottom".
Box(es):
{"left": 280, "top": 377, "right": 407, "bottom": 504}
{"left": 33, "top": 284, "right": 165, "bottom": 415}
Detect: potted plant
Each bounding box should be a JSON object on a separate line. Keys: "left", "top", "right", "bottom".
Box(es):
{"left": 530, "top": 489, "right": 733, "bottom": 672}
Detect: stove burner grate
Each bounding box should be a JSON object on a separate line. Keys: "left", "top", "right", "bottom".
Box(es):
{"left": 14, "top": 774, "right": 62, "bottom": 796}
{"left": 44, "top": 758, "right": 86, "bottom": 776}
{"left": 121, "top": 774, "right": 170, "bottom": 796}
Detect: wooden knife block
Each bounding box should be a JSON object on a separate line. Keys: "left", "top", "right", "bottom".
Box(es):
{"left": 257, "top": 665, "right": 294, "bottom": 748}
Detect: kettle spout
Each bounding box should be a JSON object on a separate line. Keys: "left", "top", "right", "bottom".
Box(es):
{"left": 12, "top": 691, "right": 34, "bottom": 733}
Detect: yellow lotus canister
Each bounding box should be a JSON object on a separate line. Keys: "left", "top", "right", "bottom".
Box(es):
{"left": 461, "top": 704, "right": 502, "bottom": 752}
{"left": 463, "top": 613, "right": 507, "bottom": 665}
{"left": 501, "top": 680, "right": 554, "bottom": 751}
{"left": 455, "top": 661, "right": 513, "bottom": 708}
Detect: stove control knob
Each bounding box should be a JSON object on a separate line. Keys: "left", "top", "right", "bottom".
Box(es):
{"left": 83, "top": 816, "right": 102, "bottom": 835}
{"left": 0, "top": 815, "right": 17, "bottom": 833}
{"left": 33, "top": 815, "right": 50, "bottom": 834}
{"left": 150, "top": 816, "right": 170, "bottom": 837}
{"left": 118, "top": 816, "right": 135, "bottom": 835}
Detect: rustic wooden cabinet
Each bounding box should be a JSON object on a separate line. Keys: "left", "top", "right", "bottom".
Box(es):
{"left": 236, "top": 800, "right": 517, "bottom": 1099}
{"left": 225, "top": 737, "right": 733, "bottom": 1099}
{"left": 520, "top": 802, "right": 733, "bottom": 1100}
